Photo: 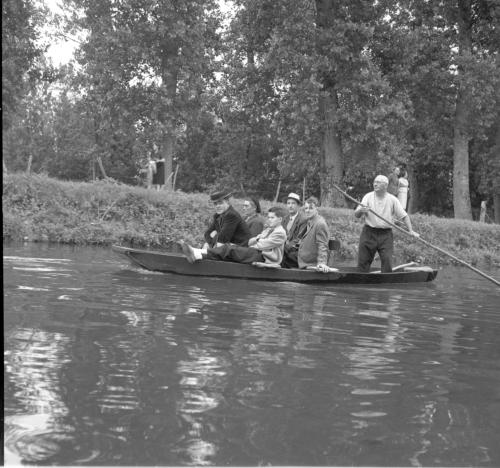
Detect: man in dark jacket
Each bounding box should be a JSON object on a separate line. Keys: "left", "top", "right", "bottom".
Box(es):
{"left": 387, "top": 167, "right": 400, "bottom": 196}
{"left": 203, "top": 191, "right": 251, "bottom": 248}
{"left": 281, "top": 192, "right": 308, "bottom": 268}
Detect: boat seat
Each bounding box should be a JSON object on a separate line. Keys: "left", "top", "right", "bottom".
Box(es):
{"left": 327, "top": 238, "right": 341, "bottom": 265}
{"left": 328, "top": 238, "right": 341, "bottom": 251}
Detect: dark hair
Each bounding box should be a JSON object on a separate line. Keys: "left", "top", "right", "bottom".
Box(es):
{"left": 305, "top": 196, "right": 319, "bottom": 207}
{"left": 268, "top": 206, "right": 286, "bottom": 219}
{"left": 250, "top": 197, "right": 262, "bottom": 214}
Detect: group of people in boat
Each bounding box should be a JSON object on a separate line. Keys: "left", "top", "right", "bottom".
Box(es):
{"left": 180, "top": 174, "right": 419, "bottom": 273}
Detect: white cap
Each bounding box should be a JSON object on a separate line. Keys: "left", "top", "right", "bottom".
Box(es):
{"left": 286, "top": 192, "right": 301, "bottom": 204}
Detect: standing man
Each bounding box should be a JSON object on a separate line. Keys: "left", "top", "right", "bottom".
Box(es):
{"left": 355, "top": 175, "right": 419, "bottom": 273}
{"left": 387, "top": 167, "right": 400, "bottom": 196}
{"left": 281, "top": 192, "right": 308, "bottom": 268}
{"left": 203, "top": 191, "right": 251, "bottom": 248}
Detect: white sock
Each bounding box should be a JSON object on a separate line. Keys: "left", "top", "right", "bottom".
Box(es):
{"left": 193, "top": 248, "right": 203, "bottom": 260}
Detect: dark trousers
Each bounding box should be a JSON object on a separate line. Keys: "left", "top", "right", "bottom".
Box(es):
{"left": 357, "top": 225, "right": 394, "bottom": 272}
{"left": 281, "top": 244, "right": 299, "bottom": 268}
{"left": 206, "top": 244, "right": 264, "bottom": 264}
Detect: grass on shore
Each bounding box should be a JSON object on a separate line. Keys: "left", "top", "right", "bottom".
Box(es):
{"left": 3, "top": 172, "right": 500, "bottom": 267}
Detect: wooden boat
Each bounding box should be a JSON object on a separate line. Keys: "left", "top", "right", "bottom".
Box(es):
{"left": 112, "top": 245, "right": 438, "bottom": 284}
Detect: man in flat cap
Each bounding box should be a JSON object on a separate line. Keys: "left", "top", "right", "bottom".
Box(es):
{"left": 203, "top": 190, "right": 251, "bottom": 248}
{"left": 355, "top": 174, "right": 419, "bottom": 273}
{"left": 281, "top": 192, "right": 308, "bottom": 268}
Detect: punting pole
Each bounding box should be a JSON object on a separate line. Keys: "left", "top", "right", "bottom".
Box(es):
{"left": 332, "top": 183, "right": 500, "bottom": 288}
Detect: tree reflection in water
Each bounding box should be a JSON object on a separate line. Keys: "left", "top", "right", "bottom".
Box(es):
{"left": 4, "top": 329, "right": 73, "bottom": 464}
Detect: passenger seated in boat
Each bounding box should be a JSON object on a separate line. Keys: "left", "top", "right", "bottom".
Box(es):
{"left": 203, "top": 190, "right": 251, "bottom": 248}
{"left": 181, "top": 207, "right": 286, "bottom": 265}
{"left": 242, "top": 197, "right": 266, "bottom": 237}
{"left": 281, "top": 192, "right": 308, "bottom": 269}
{"left": 282, "top": 196, "right": 331, "bottom": 273}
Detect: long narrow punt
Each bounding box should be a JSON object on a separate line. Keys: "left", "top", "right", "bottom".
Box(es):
{"left": 112, "top": 245, "right": 438, "bottom": 284}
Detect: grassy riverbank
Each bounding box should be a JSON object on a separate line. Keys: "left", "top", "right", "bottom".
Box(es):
{"left": 3, "top": 172, "right": 500, "bottom": 267}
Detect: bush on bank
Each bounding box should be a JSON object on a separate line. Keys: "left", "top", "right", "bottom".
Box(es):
{"left": 3, "top": 172, "right": 500, "bottom": 267}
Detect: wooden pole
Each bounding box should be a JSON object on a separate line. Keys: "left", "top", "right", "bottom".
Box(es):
{"left": 173, "top": 164, "right": 179, "bottom": 191}
{"left": 97, "top": 156, "right": 108, "bottom": 179}
{"left": 332, "top": 183, "right": 500, "bottom": 287}
{"left": 27, "top": 155, "right": 33, "bottom": 174}
{"left": 273, "top": 180, "right": 281, "bottom": 203}
{"left": 480, "top": 201, "right": 487, "bottom": 223}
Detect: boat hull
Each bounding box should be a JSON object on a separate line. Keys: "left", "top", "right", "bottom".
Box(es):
{"left": 112, "top": 245, "right": 438, "bottom": 284}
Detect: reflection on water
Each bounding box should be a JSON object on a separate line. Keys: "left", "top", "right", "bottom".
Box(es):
{"left": 4, "top": 329, "right": 73, "bottom": 464}
{"left": 3, "top": 243, "right": 500, "bottom": 466}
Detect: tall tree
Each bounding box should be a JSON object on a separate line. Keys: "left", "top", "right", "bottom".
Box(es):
{"left": 446, "top": 0, "right": 498, "bottom": 219}
{"left": 65, "top": 0, "right": 221, "bottom": 185}
{"left": 2, "top": 0, "right": 46, "bottom": 131}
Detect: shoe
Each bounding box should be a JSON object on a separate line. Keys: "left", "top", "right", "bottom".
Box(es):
{"left": 180, "top": 241, "right": 197, "bottom": 264}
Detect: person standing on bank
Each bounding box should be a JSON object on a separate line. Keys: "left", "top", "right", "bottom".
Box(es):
{"left": 355, "top": 175, "right": 419, "bottom": 273}
{"left": 387, "top": 166, "right": 400, "bottom": 196}
{"left": 242, "top": 197, "right": 266, "bottom": 237}
{"left": 203, "top": 191, "right": 251, "bottom": 248}
{"left": 397, "top": 169, "right": 409, "bottom": 210}
{"left": 281, "top": 192, "right": 308, "bottom": 268}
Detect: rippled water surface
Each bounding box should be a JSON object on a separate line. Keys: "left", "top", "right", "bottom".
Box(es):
{"left": 3, "top": 243, "right": 500, "bottom": 466}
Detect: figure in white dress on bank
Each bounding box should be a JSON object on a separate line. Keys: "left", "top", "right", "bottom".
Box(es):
{"left": 397, "top": 170, "right": 409, "bottom": 210}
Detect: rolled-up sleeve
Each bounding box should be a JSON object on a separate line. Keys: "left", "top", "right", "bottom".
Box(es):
{"left": 315, "top": 222, "right": 330, "bottom": 265}
{"left": 392, "top": 197, "right": 407, "bottom": 220}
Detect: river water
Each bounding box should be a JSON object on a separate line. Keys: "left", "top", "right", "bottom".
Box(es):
{"left": 3, "top": 243, "right": 500, "bottom": 466}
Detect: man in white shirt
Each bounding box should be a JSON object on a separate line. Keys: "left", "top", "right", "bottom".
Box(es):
{"left": 354, "top": 175, "right": 419, "bottom": 272}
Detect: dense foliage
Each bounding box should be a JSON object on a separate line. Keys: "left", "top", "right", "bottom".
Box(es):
{"left": 2, "top": 0, "right": 500, "bottom": 221}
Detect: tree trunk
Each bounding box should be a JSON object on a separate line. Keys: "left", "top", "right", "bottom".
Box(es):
{"left": 160, "top": 47, "right": 179, "bottom": 192}
{"left": 315, "top": 0, "right": 344, "bottom": 207}
{"left": 453, "top": 91, "right": 472, "bottom": 219}
{"left": 319, "top": 90, "right": 344, "bottom": 207}
{"left": 273, "top": 180, "right": 281, "bottom": 203}
{"left": 479, "top": 201, "right": 487, "bottom": 222}
{"left": 452, "top": 0, "right": 473, "bottom": 220}
{"left": 92, "top": 116, "right": 107, "bottom": 180}
{"left": 97, "top": 156, "right": 108, "bottom": 179}
{"left": 27, "top": 154, "right": 33, "bottom": 174}
{"left": 407, "top": 167, "right": 419, "bottom": 214}
{"left": 162, "top": 132, "right": 174, "bottom": 191}
{"left": 173, "top": 164, "right": 179, "bottom": 191}
{"left": 494, "top": 193, "right": 500, "bottom": 224}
